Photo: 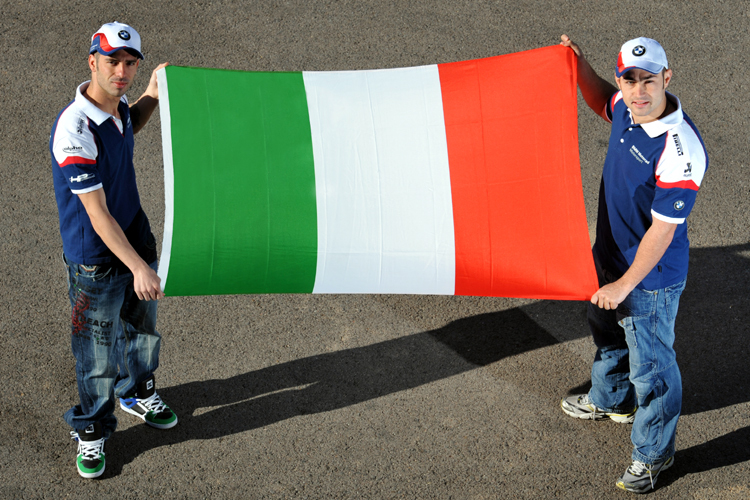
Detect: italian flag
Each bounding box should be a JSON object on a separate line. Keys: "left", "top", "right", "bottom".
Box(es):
{"left": 156, "top": 45, "right": 597, "bottom": 299}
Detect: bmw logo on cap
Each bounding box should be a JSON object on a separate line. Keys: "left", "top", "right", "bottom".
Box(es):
{"left": 118, "top": 30, "right": 131, "bottom": 41}
{"left": 674, "top": 200, "right": 685, "bottom": 210}
{"left": 632, "top": 45, "right": 646, "bottom": 56}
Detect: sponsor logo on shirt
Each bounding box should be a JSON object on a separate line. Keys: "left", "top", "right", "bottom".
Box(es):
{"left": 629, "top": 145, "right": 650, "bottom": 164}
{"left": 684, "top": 163, "right": 692, "bottom": 177}
{"left": 70, "top": 173, "right": 95, "bottom": 183}
{"left": 672, "top": 134, "right": 684, "bottom": 156}
{"left": 63, "top": 145, "right": 84, "bottom": 154}
{"left": 674, "top": 200, "right": 685, "bottom": 210}
{"left": 77, "top": 117, "right": 85, "bottom": 134}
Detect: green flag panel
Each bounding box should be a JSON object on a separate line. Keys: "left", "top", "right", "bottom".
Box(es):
{"left": 163, "top": 66, "right": 318, "bottom": 295}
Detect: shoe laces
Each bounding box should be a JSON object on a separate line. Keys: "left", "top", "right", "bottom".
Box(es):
{"left": 70, "top": 431, "right": 105, "bottom": 460}
{"left": 627, "top": 460, "right": 655, "bottom": 490}
{"left": 140, "top": 391, "right": 169, "bottom": 414}
{"left": 580, "top": 394, "right": 602, "bottom": 419}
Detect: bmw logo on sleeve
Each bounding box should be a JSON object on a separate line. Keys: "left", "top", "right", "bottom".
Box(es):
{"left": 674, "top": 200, "right": 685, "bottom": 211}
{"left": 118, "top": 30, "right": 131, "bottom": 41}
{"left": 632, "top": 45, "right": 646, "bottom": 56}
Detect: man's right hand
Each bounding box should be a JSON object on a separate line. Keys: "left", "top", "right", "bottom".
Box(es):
{"left": 78, "top": 188, "right": 165, "bottom": 301}
{"left": 132, "top": 263, "right": 165, "bottom": 302}
{"left": 560, "top": 34, "right": 583, "bottom": 58}
{"left": 559, "top": 33, "right": 617, "bottom": 120}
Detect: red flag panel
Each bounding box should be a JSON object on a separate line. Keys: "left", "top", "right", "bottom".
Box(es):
{"left": 439, "top": 45, "right": 598, "bottom": 299}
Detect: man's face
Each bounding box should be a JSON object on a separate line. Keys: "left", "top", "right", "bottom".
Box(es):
{"left": 615, "top": 68, "right": 672, "bottom": 124}
{"left": 89, "top": 50, "right": 140, "bottom": 99}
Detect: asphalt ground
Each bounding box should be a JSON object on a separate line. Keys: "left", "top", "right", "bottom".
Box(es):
{"left": 1, "top": 1, "right": 748, "bottom": 498}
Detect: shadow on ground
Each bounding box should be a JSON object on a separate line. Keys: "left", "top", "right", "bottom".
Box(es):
{"left": 659, "top": 426, "right": 750, "bottom": 488}
{"left": 107, "top": 243, "right": 748, "bottom": 477}
{"left": 676, "top": 243, "right": 749, "bottom": 416}
{"left": 108, "top": 307, "right": 559, "bottom": 474}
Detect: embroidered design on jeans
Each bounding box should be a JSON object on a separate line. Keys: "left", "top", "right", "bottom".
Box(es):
{"left": 72, "top": 292, "right": 91, "bottom": 336}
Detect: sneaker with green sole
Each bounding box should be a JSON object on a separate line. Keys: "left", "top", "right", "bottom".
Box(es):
{"left": 70, "top": 422, "right": 106, "bottom": 479}
{"left": 119, "top": 375, "right": 178, "bottom": 429}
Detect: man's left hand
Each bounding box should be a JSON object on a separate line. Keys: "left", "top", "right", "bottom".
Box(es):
{"left": 144, "top": 62, "right": 169, "bottom": 100}
{"left": 591, "top": 281, "right": 632, "bottom": 310}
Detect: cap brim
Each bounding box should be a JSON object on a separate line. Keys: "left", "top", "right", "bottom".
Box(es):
{"left": 89, "top": 45, "right": 144, "bottom": 60}
{"left": 616, "top": 62, "right": 664, "bottom": 77}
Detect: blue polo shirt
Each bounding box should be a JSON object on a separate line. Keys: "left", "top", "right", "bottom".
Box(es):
{"left": 593, "top": 91, "right": 708, "bottom": 290}
{"left": 50, "top": 82, "right": 154, "bottom": 267}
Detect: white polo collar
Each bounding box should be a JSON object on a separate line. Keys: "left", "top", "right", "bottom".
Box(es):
{"left": 75, "top": 81, "right": 123, "bottom": 126}
{"left": 630, "top": 92, "right": 684, "bottom": 138}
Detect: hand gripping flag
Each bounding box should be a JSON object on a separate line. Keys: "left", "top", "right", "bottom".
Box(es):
{"left": 156, "top": 44, "right": 598, "bottom": 299}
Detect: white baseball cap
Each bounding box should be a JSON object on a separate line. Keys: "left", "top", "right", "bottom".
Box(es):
{"left": 89, "top": 22, "right": 144, "bottom": 60}
{"left": 615, "top": 37, "right": 668, "bottom": 77}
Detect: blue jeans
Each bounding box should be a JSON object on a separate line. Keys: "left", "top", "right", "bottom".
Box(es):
{"left": 587, "top": 262, "right": 685, "bottom": 464}
{"left": 63, "top": 254, "right": 161, "bottom": 438}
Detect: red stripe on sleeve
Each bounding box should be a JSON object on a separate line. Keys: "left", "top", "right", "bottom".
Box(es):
{"left": 656, "top": 176, "right": 700, "bottom": 191}
{"left": 438, "top": 45, "right": 598, "bottom": 300}
{"left": 60, "top": 156, "right": 97, "bottom": 167}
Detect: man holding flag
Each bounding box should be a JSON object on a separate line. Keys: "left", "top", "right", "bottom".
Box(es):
{"left": 558, "top": 35, "right": 707, "bottom": 493}
{"left": 50, "top": 22, "right": 176, "bottom": 478}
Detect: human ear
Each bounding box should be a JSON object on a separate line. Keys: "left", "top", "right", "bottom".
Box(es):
{"left": 663, "top": 69, "right": 673, "bottom": 89}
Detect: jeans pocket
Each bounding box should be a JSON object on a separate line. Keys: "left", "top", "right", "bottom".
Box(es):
{"left": 618, "top": 314, "right": 654, "bottom": 370}
{"left": 76, "top": 263, "right": 113, "bottom": 282}
{"left": 618, "top": 315, "right": 637, "bottom": 347}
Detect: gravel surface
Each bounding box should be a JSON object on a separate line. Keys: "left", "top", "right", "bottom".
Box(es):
{"left": 1, "top": 1, "right": 748, "bottom": 498}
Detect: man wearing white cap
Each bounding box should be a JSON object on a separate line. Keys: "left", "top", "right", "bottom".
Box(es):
{"left": 558, "top": 35, "right": 708, "bottom": 493}
{"left": 50, "top": 22, "right": 175, "bottom": 479}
